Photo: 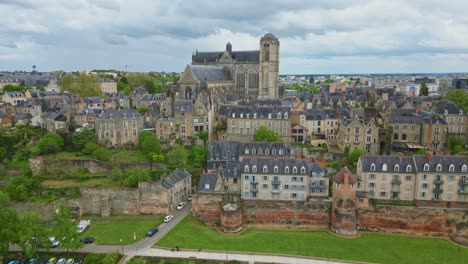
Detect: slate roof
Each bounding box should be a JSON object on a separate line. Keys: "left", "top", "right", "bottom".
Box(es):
{"left": 198, "top": 173, "right": 218, "bottom": 193}
{"left": 0, "top": 111, "right": 10, "bottom": 118}
{"left": 83, "top": 97, "right": 102, "bottom": 104}
{"left": 193, "top": 51, "right": 259, "bottom": 63}
{"left": 360, "top": 155, "right": 416, "bottom": 173}
{"left": 227, "top": 105, "right": 290, "bottom": 118}
{"left": 240, "top": 157, "right": 324, "bottom": 175}
{"left": 433, "top": 100, "right": 463, "bottom": 115}
{"left": 97, "top": 109, "right": 141, "bottom": 120}
{"left": 175, "top": 100, "right": 193, "bottom": 114}
{"left": 333, "top": 167, "right": 357, "bottom": 185}
{"left": 190, "top": 65, "right": 232, "bottom": 82}
{"left": 161, "top": 169, "right": 191, "bottom": 189}
{"left": 141, "top": 93, "right": 166, "bottom": 102}
{"left": 413, "top": 155, "right": 467, "bottom": 173}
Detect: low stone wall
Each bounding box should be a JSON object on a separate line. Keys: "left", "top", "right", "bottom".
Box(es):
{"left": 192, "top": 192, "right": 225, "bottom": 225}
{"left": 358, "top": 206, "right": 467, "bottom": 236}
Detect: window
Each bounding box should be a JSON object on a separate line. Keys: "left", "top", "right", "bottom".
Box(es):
{"left": 394, "top": 164, "right": 399, "bottom": 172}
{"left": 244, "top": 165, "right": 249, "bottom": 172}
{"left": 436, "top": 164, "right": 442, "bottom": 172}
{"left": 284, "top": 184, "right": 289, "bottom": 190}
{"left": 244, "top": 175, "right": 249, "bottom": 180}
{"left": 449, "top": 164, "right": 454, "bottom": 172}
{"left": 274, "top": 166, "right": 278, "bottom": 173}
{"left": 245, "top": 148, "right": 249, "bottom": 155}
{"left": 421, "top": 192, "right": 426, "bottom": 198}
{"left": 292, "top": 167, "right": 297, "bottom": 174}
{"left": 424, "top": 163, "right": 430, "bottom": 171}
{"left": 262, "top": 184, "right": 268, "bottom": 189}
{"left": 422, "top": 174, "right": 427, "bottom": 180}
{"left": 252, "top": 166, "right": 257, "bottom": 173}
{"left": 380, "top": 192, "right": 386, "bottom": 198}
{"left": 285, "top": 166, "right": 289, "bottom": 173}
{"left": 406, "top": 165, "right": 412, "bottom": 172}
{"left": 422, "top": 183, "right": 428, "bottom": 189}
{"left": 301, "top": 167, "right": 306, "bottom": 174}
{"left": 405, "top": 175, "right": 412, "bottom": 181}
{"left": 382, "top": 163, "right": 388, "bottom": 171}
{"left": 369, "top": 182, "right": 375, "bottom": 188}
{"left": 462, "top": 165, "right": 467, "bottom": 172}
{"left": 370, "top": 174, "right": 376, "bottom": 180}
{"left": 263, "top": 166, "right": 268, "bottom": 173}
{"left": 370, "top": 163, "right": 376, "bottom": 171}
{"left": 291, "top": 193, "right": 297, "bottom": 199}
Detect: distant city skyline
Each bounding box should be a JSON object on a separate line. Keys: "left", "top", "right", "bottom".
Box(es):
{"left": 1, "top": 1, "right": 468, "bottom": 74}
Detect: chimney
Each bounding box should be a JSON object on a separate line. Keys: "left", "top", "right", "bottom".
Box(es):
{"left": 306, "top": 157, "right": 314, "bottom": 164}
{"left": 273, "top": 155, "right": 278, "bottom": 160}
{"left": 251, "top": 155, "right": 256, "bottom": 160}
{"left": 344, "top": 172, "right": 349, "bottom": 185}
{"left": 427, "top": 153, "right": 432, "bottom": 162}
{"left": 398, "top": 152, "right": 403, "bottom": 162}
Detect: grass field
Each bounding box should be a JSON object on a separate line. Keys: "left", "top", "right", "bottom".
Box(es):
{"left": 55, "top": 150, "right": 148, "bottom": 163}
{"left": 156, "top": 215, "right": 468, "bottom": 264}
{"left": 80, "top": 215, "right": 163, "bottom": 245}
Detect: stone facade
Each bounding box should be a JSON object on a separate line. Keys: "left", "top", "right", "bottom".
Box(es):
{"left": 96, "top": 109, "right": 144, "bottom": 147}
{"left": 331, "top": 167, "right": 358, "bottom": 236}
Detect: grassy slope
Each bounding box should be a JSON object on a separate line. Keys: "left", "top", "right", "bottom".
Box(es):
{"left": 156, "top": 215, "right": 468, "bottom": 264}
{"left": 80, "top": 215, "right": 163, "bottom": 245}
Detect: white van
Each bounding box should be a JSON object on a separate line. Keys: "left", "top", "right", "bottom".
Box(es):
{"left": 77, "top": 220, "right": 91, "bottom": 233}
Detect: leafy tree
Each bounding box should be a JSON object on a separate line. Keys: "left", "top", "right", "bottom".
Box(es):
{"left": 137, "top": 106, "right": 148, "bottom": 114}
{"left": 91, "top": 148, "right": 111, "bottom": 161}
{"left": 448, "top": 134, "right": 465, "bottom": 154}
{"left": 53, "top": 205, "right": 82, "bottom": 257}
{"left": 167, "top": 145, "right": 189, "bottom": 168}
{"left": 416, "top": 148, "right": 428, "bottom": 155}
{"left": 0, "top": 191, "right": 18, "bottom": 259}
{"left": 6, "top": 177, "right": 29, "bottom": 201}
{"left": 443, "top": 89, "right": 468, "bottom": 111}
{"left": 152, "top": 154, "right": 165, "bottom": 163}
{"left": 253, "top": 126, "right": 282, "bottom": 142}
{"left": 71, "top": 129, "right": 97, "bottom": 151}
{"left": 191, "top": 145, "right": 207, "bottom": 168}
{"left": 139, "top": 131, "right": 161, "bottom": 159}
{"left": 17, "top": 212, "right": 49, "bottom": 258}
{"left": 110, "top": 166, "right": 123, "bottom": 181}
{"left": 84, "top": 252, "right": 119, "bottom": 264}
{"left": 196, "top": 131, "right": 209, "bottom": 146}
{"left": 420, "top": 82, "right": 429, "bottom": 96}
{"left": 61, "top": 73, "right": 101, "bottom": 97}
{"left": 82, "top": 142, "right": 100, "bottom": 155}
{"left": 38, "top": 132, "right": 64, "bottom": 155}
{"left": 121, "top": 168, "right": 151, "bottom": 187}
{"left": 348, "top": 148, "right": 367, "bottom": 167}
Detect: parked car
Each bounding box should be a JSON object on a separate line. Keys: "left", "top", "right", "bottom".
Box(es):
{"left": 187, "top": 195, "right": 193, "bottom": 201}
{"left": 7, "top": 261, "right": 20, "bottom": 264}
{"left": 49, "top": 237, "right": 59, "bottom": 248}
{"left": 56, "top": 259, "right": 66, "bottom": 264}
{"left": 163, "top": 215, "right": 174, "bottom": 223}
{"left": 47, "top": 258, "right": 56, "bottom": 264}
{"left": 73, "top": 258, "right": 83, "bottom": 264}
{"left": 146, "top": 228, "right": 159, "bottom": 237}
{"left": 65, "top": 259, "right": 74, "bottom": 264}
{"left": 36, "top": 259, "right": 48, "bottom": 264}
{"left": 28, "top": 259, "right": 38, "bottom": 264}
{"left": 80, "top": 237, "right": 94, "bottom": 244}
{"left": 176, "top": 202, "right": 185, "bottom": 210}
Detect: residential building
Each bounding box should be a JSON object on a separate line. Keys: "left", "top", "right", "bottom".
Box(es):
{"left": 96, "top": 109, "right": 143, "bottom": 147}
{"left": 160, "top": 169, "right": 192, "bottom": 211}
{"left": 100, "top": 78, "right": 118, "bottom": 94}
{"left": 2, "top": 91, "right": 26, "bottom": 106}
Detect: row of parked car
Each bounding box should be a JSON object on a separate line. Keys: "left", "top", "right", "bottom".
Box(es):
{"left": 48, "top": 237, "right": 94, "bottom": 249}
{"left": 146, "top": 199, "right": 189, "bottom": 237}
{"left": 5, "top": 257, "right": 83, "bottom": 264}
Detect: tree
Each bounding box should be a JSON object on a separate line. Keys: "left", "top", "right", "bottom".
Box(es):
{"left": 82, "top": 142, "right": 100, "bottom": 155}
{"left": 0, "top": 191, "right": 18, "bottom": 259}
{"left": 53, "top": 205, "right": 82, "bottom": 257}
{"left": 91, "top": 148, "right": 111, "bottom": 161}
{"left": 191, "top": 145, "right": 207, "bottom": 168}
{"left": 17, "top": 212, "right": 49, "bottom": 258}
{"left": 416, "top": 148, "right": 428, "bottom": 155}
{"left": 71, "top": 129, "right": 97, "bottom": 151}
{"left": 448, "top": 134, "right": 465, "bottom": 154}
{"left": 84, "top": 252, "right": 119, "bottom": 264}
{"left": 420, "top": 82, "right": 429, "bottom": 96}
{"left": 253, "top": 126, "right": 282, "bottom": 142}
{"left": 38, "top": 132, "right": 64, "bottom": 155}
{"left": 348, "top": 149, "right": 367, "bottom": 167}
{"left": 196, "top": 131, "right": 209, "bottom": 146}
{"left": 120, "top": 168, "right": 151, "bottom": 187}
{"left": 167, "top": 145, "right": 189, "bottom": 168}
{"left": 139, "top": 131, "right": 161, "bottom": 159}
{"left": 61, "top": 73, "right": 101, "bottom": 97}
{"left": 137, "top": 106, "right": 148, "bottom": 114}
{"left": 443, "top": 89, "right": 468, "bottom": 111}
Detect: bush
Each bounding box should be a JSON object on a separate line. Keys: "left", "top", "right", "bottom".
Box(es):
{"left": 91, "top": 148, "right": 110, "bottom": 161}
{"left": 82, "top": 142, "right": 100, "bottom": 155}
{"left": 84, "top": 252, "right": 119, "bottom": 264}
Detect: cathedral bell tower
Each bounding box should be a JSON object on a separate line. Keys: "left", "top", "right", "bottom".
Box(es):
{"left": 259, "top": 33, "right": 279, "bottom": 98}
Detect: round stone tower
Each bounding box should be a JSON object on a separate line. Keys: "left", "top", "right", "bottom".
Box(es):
{"left": 220, "top": 203, "right": 243, "bottom": 233}
{"left": 331, "top": 167, "right": 358, "bottom": 236}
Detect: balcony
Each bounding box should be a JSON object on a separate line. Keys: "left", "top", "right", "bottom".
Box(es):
{"left": 391, "top": 187, "right": 401, "bottom": 193}
{"left": 458, "top": 189, "right": 466, "bottom": 194}
{"left": 433, "top": 179, "right": 444, "bottom": 185}
{"left": 391, "top": 179, "right": 402, "bottom": 185}
{"left": 271, "top": 189, "right": 280, "bottom": 193}
{"left": 433, "top": 188, "right": 443, "bottom": 194}
{"left": 251, "top": 178, "right": 258, "bottom": 183}
{"left": 272, "top": 179, "right": 281, "bottom": 184}
{"left": 459, "top": 179, "right": 468, "bottom": 185}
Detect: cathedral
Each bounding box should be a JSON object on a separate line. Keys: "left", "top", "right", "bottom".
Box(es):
{"left": 176, "top": 33, "right": 280, "bottom": 100}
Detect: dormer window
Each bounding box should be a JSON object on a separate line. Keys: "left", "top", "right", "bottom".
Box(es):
{"left": 459, "top": 110, "right": 463, "bottom": 115}
{"left": 244, "top": 165, "right": 249, "bottom": 172}
{"left": 274, "top": 166, "right": 278, "bottom": 173}
{"left": 240, "top": 113, "right": 243, "bottom": 118}
{"left": 263, "top": 166, "right": 268, "bottom": 173}
{"left": 254, "top": 113, "right": 257, "bottom": 119}
{"left": 292, "top": 167, "right": 297, "bottom": 174}
{"left": 449, "top": 164, "right": 455, "bottom": 172}
{"left": 252, "top": 148, "right": 256, "bottom": 154}
{"left": 462, "top": 164, "right": 467, "bottom": 172}
{"left": 370, "top": 163, "right": 376, "bottom": 171}
{"left": 301, "top": 167, "right": 306, "bottom": 174}
{"left": 268, "top": 113, "right": 272, "bottom": 119}
{"left": 406, "top": 165, "right": 412, "bottom": 172}
{"left": 272, "top": 149, "right": 276, "bottom": 155}
{"left": 382, "top": 163, "right": 387, "bottom": 171}
{"left": 277, "top": 112, "right": 281, "bottom": 119}
{"left": 436, "top": 164, "right": 442, "bottom": 172}
{"left": 252, "top": 166, "right": 257, "bottom": 173}
{"left": 444, "top": 109, "right": 448, "bottom": 115}
{"left": 246, "top": 113, "right": 250, "bottom": 118}
{"left": 424, "top": 163, "right": 430, "bottom": 171}
{"left": 232, "top": 113, "right": 236, "bottom": 118}
{"left": 265, "top": 149, "right": 269, "bottom": 155}
{"left": 285, "top": 166, "right": 289, "bottom": 173}
{"left": 279, "top": 149, "right": 284, "bottom": 155}
{"left": 394, "top": 164, "right": 399, "bottom": 172}
{"left": 284, "top": 112, "right": 288, "bottom": 119}
{"left": 245, "top": 148, "right": 249, "bottom": 155}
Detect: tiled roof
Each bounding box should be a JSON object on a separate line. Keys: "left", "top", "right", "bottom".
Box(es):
{"left": 240, "top": 157, "right": 324, "bottom": 175}
{"left": 333, "top": 167, "right": 357, "bottom": 184}
{"left": 161, "top": 169, "right": 191, "bottom": 189}
{"left": 360, "top": 155, "right": 415, "bottom": 173}
{"left": 97, "top": 109, "right": 142, "bottom": 120}
{"left": 413, "top": 155, "right": 467, "bottom": 173}
{"left": 198, "top": 173, "right": 218, "bottom": 193}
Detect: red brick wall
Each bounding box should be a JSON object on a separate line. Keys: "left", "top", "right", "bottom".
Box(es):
{"left": 220, "top": 209, "right": 243, "bottom": 232}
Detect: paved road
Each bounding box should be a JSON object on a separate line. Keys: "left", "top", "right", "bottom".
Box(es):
{"left": 10, "top": 201, "right": 353, "bottom": 264}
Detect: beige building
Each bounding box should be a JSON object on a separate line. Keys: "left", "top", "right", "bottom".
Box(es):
{"left": 2, "top": 91, "right": 26, "bottom": 106}
{"left": 226, "top": 105, "right": 291, "bottom": 142}
{"left": 174, "top": 100, "right": 194, "bottom": 141}
{"left": 160, "top": 169, "right": 192, "bottom": 211}
{"left": 100, "top": 78, "right": 118, "bottom": 94}
{"left": 239, "top": 157, "right": 328, "bottom": 201}
{"left": 155, "top": 115, "right": 175, "bottom": 142}
{"left": 420, "top": 115, "right": 448, "bottom": 152}
{"left": 337, "top": 118, "right": 380, "bottom": 154}
{"left": 96, "top": 109, "right": 143, "bottom": 147}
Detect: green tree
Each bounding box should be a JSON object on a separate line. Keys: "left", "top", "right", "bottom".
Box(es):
{"left": 137, "top": 106, "right": 148, "bottom": 114}
{"left": 17, "top": 212, "right": 49, "bottom": 258}
{"left": 139, "top": 131, "right": 161, "bottom": 159}
{"left": 443, "top": 89, "right": 468, "bottom": 111}
{"left": 61, "top": 73, "right": 101, "bottom": 97}
{"left": 448, "top": 134, "right": 465, "bottom": 154}
{"left": 253, "top": 126, "right": 282, "bottom": 142}
{"left": 420, "top": 82, "right": 429, "bottom": 96}
{"left": 196, "top": 131, "right": 209, "bottom": 146}
{"left": 71, "top": 129, "right": 97, "bottom": 151}
{"left": 82, "top": 142, "right": 100, "bottom": 155}
{"left": 0, "top": 191, "right": 18, "bottom": 259}
{"left": 416, "top": 148, "right": 428, "bottom": 155}
{"left": 167, "top": 145, "right": 189, "bottom": 168}
{"left": 91, "top": 148, "right": 111, "bottom": 161}
{"left": 191, "top": 145, "right": 207, "bottom": 168}
{"left": 348, "top": 148, "right": 367, "bottom": 167}
{"left": 38, "top": 132, "right": 64, "bottom": 155}
{"left": 121, "top": 168, "right": 151, "bottom": 187}
{"left": 53, "top": 205, "right": 82, "bottom": 257}
{"left": 85, "top": 252, "right": 119, "bottom": 264}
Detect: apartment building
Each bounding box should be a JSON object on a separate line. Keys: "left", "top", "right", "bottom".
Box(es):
{"left": 96, "top": 109, "right": 143, "bottom": 147}
{"left": 100, "top": 78, "right": 118, "bottom": 94}
{"left": 240, "top": 157, "right": 327, "bottom": 201}
{"left": 337, "top": 117, "right": 380, "bottom": 154}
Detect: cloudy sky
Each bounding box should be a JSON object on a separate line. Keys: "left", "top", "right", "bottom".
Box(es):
{"left": 1, "top": 0, "right": 468, "bottom": 74}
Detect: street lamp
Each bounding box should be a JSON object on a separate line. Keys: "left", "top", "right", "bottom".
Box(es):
{"left": 120, "top": 239, "right": 123, "bottom": 254}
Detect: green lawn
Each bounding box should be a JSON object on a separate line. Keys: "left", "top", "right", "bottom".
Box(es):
{"left": 156, "top": 215, "right": 468, "bottom": 264}
{"left": 54, "top": 149, "right": 149, "bottom": 163}
{"left": 80, "top": 215, "right": 163, "bottom": 245}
